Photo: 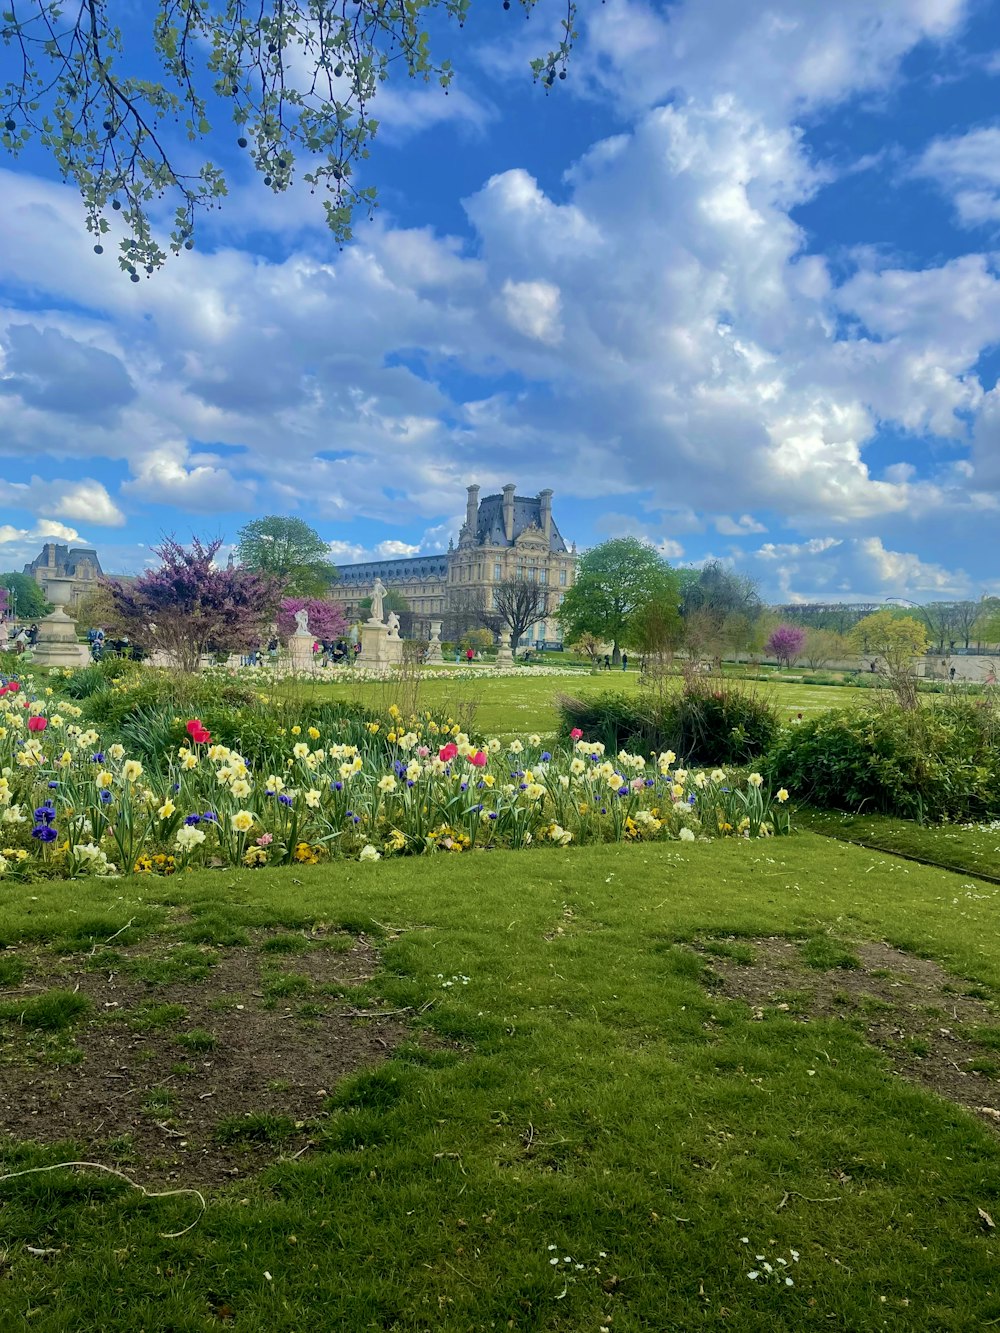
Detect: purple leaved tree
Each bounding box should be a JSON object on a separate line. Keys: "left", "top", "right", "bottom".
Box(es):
{"left": 277, "top": 598, "right": 349, "bottom": 645}
{"left": 105, "top": 537, "right": 285, "bottom": 673}
{"left": 766, "top": 623, "right": 807, "bottom": 668}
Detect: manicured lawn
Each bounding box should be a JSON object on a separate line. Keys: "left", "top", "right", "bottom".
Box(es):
{"left": 274, "top": 669, "right": 874, "bottom": 736}
{"left": 799, "top": 809, "right": 1000, "bottom": 881}
{"left": 2, "top": 836, "right": 1000, "bottom": 1330}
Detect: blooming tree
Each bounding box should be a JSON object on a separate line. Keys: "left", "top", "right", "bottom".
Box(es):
{"left": 765, "top": 623, "right": 806, "bottom": 668}
{"left": 277, "top": 597, "right": 349, "bottom": 644}
{"left": 105, "top": 537, "right": 284, "bottom": 672}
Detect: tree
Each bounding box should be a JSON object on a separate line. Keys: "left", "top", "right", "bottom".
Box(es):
{"left": 237, "top": 516, "right": 334, "bottom": 597}
{"left": 557, "top": 538, "right": 677, "bottom": 666}
{"left": 802, "top": 627, "right": 850, "bottom": 669}
{"left": 680, "top": 560, "right": 762, "bottom": 623}
{"left": 75, "top": 582, "right": 126, "bottom": 634}
{"left": 0, "top": 1, "right": 576, "bottom": 277}
{"left": 850, "top": 611, "right": 928, "bottom": 673}
{"left": 104, "top": 536, "right": 283, "bottom": 672}
{"left": 0, "top": 571, "right": 50, "bottom": 620}
{"left": 765, "top": 623, "right": 806, "bottom": 668}
{"left": 569, "top": 631, "right": 602, "bottom": 662}
{"left": 973, "top": 598, "right": 1000, "bottom": 649}
{"left": 458, "top": 627, "right": 494, "bottom": 656}
{"left": 276, "top": 597, "right": 348, "bottom": 644}
{"left": 359, "top": 589, "right": 409, "bottom": 617}
{"left": 482, "top": 578, "right": 550, "bottom": 653}
{"left": 630, "top": 597, "right": 684, "bottom": 661}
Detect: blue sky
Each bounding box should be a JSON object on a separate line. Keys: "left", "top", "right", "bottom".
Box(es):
{"left": 2, "top": 0, "right": 1000, "bottom": 603}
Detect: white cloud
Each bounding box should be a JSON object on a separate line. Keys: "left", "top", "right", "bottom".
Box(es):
{"left": 500, "top": 279, "right": 563, "bottom": 344}
{"left": 120, "top": 448, "right": 257, "bottom": 513}
{"left": 0, "top": 475, "right": 123, "bottom": 527}
{"left": 575, "top": 0, "right": 968, "bottom": 119}
{"left": 749, "top": 534, "right": 969, "bottom": 601}
{"left": 715, "top": 514, "right": 768, "bottom": 536}
{"left": 914, "top": 125, "right": 1000, "bottom": 226}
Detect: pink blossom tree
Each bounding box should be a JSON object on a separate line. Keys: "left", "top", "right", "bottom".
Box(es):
{"left": 105, "top": 537, "right": 284, "bottom": 673}
{"left": 277, "top": 598, "right": 349, "bottom": 645}
{"left": 766, "top": 623, "right": 807, "bottom": 668}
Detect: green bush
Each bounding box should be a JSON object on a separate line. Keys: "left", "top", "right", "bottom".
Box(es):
{"left": 765, "top": 698, "right": 1000, "bottom": 821}
{"left": 557, "top": 677, "right": 779, "bottom": 766}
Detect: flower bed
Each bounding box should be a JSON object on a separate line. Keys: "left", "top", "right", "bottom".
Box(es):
{"left": 0, "top": 675, "right": 791, "bottom": 880}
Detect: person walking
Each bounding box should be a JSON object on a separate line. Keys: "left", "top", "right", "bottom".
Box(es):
{"left": 622, "top": 652, "right": 629, "bottom": 672}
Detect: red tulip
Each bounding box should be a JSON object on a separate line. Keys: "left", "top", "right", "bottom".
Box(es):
{"left": 186, "top": 718, "right": 204, "bottom": 737}
{"left": 570, "top": 728, "right": 583, "bottom": 740}
{"left": 467, "top": 750, "right": 487, "bottom": 767}
{"left": 439, "top": 742, "right": 458, "bottom": 762}
{"left": 27, "top": 715, "right": 47, "bottom": 732}
{"left": 7, "top": 681, "right": 19, "bottom": 693}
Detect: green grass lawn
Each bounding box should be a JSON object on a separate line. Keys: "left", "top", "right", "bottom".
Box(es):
{"left": 2, "top": 836, "right": 1000, "bottom": 1331}
{"left": 798, "top": 809, "right": 1000, "bottom": 881}
{"left": 274, "top": 669, "right": 872, "bottom": 737}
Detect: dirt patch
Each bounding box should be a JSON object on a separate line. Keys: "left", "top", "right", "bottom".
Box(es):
{"left": 0, "top": 930, "right": 414, "bottom": 1184}
{"left": 698, "top": 936, "right": 1000, "bottom": 1133}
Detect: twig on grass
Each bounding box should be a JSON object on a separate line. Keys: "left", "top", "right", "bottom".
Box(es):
{"left": 777, "top": 1191, "right": 841, "bottom": 1211}
{"left": 0, "top": 1161, "right": 206, "bottom": 1237}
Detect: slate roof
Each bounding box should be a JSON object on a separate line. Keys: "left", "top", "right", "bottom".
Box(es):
{"left": 474, "top": 494, "right": 568, "bottom": 552}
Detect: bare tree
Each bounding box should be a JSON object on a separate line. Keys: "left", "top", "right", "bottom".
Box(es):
{"left": 481, "top": 578, "right": 550, "bottom": 652}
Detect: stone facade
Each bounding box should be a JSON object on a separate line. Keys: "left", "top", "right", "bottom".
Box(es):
{"left": 335, "top": 485, "right": 577, "bottom": 646}
{"left": 23, "top": 542, "right": 103, "bottom": 610}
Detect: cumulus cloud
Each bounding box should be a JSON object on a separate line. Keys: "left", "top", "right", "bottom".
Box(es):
{"left": 0, "top": 324, "right": 134, "bottom": 421}
{"left": 715, "top": 514, "right": 768, "bottom": 536}
{"left": 748, "top": 534, "right": 969, "bottom": 601}
{"left": 0, "top": 475, "right": 123, "bottom": 528}
{"left": 914, "top": 125, "right": 1000, "bottom": 226}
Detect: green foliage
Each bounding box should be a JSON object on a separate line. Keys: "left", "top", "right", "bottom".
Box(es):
{"left": 851, "top": 611, "right": 929, "bottom": 668}
{"left": 237, "top": 516, "right": 334, "bottom": 597}
{"left": 557, "top": 537, "right": 678, "bottom": 659}
{"left": 558, "top": 675, "right": 779, "bottom": 765}
{"left": 0, "top": 571, "right": 50, "bottom": 619}
{"left": 766, "top": 699, "right": 1000, "bottom": 821}
{"left": 0, "top": 989, "right": 90, "bottom": 1031}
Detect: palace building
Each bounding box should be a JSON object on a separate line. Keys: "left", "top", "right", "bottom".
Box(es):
{"left": 335, "top": 484, "right": 577, "bottom": 646}
{"left": 23, "top": 542, "right": 104, "bottom": 610}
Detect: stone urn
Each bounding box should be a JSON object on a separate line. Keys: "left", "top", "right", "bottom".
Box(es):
{"left": 426, "top": 619, "right": 443, "bottom": 664}
{"left": 32, "top": 578, "right": 88, "bottom": 667}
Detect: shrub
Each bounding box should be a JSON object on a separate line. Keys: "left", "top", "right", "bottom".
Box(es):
{"left": 558, "top": 676, "right": 779, "bottom": 766}
{"left": 765, "top": 698, "right": 1000, "bottom": 821}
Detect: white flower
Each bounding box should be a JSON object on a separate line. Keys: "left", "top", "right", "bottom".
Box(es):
{"left": 304, "top": 788, "right": 321, "bottom": 808}
{"left": 748, "top": 772, "right": 764, "bottom": 788}
{"left": 359, "top": 844, "right": 381, "bottom": 862}
{"left": 175, "top": 825, "right": 207, "bottom": 852}
{"left": 678, "top": 827, "right": 696, "bottom": 842}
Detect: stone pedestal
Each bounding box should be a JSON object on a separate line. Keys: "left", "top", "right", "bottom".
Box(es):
{"left": 495, "top": 632, "right": 514, "bottom": 666}
{"left": 288, "top": 631, "right": 314, "bottom": 673}
{"left": 360, "top": 621, "right": 403, "bottom": 673}
{"left": 31, "top": 577, "right": 88, "bottom": 668}
{"left": 426, "top": 620, "right": 443, "bottom": 664}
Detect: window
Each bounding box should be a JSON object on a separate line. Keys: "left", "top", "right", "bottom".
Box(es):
{"left": 559, "top": 568, "right": 567, "bottom": 586}
{"left": 494, "top": 562, "right": 502, "bottom": 581}
{"left": 516, "top": 564, "right": 523, "bottom": 580}
{"left": 539, "top": 569, "right": 547, "bottom": 585}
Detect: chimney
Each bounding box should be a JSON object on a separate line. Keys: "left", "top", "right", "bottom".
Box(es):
{"left": 465, "top": 484, "right": 480, "bottom": 536}
{"left": 502, "top": 483, "right": 516, "bottom": 544}
{"left": 538, "top": 489, "right": 553, "bottom": 544}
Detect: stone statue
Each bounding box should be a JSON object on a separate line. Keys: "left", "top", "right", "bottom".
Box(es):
{"left": 386, "top": 611, "right": 400, "bottom": 639}
{"left": 370, "top": 577, "right": 387, "bottom": 624}
{"left": 293, "top": 606, "right": 310, "bottom": 635}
